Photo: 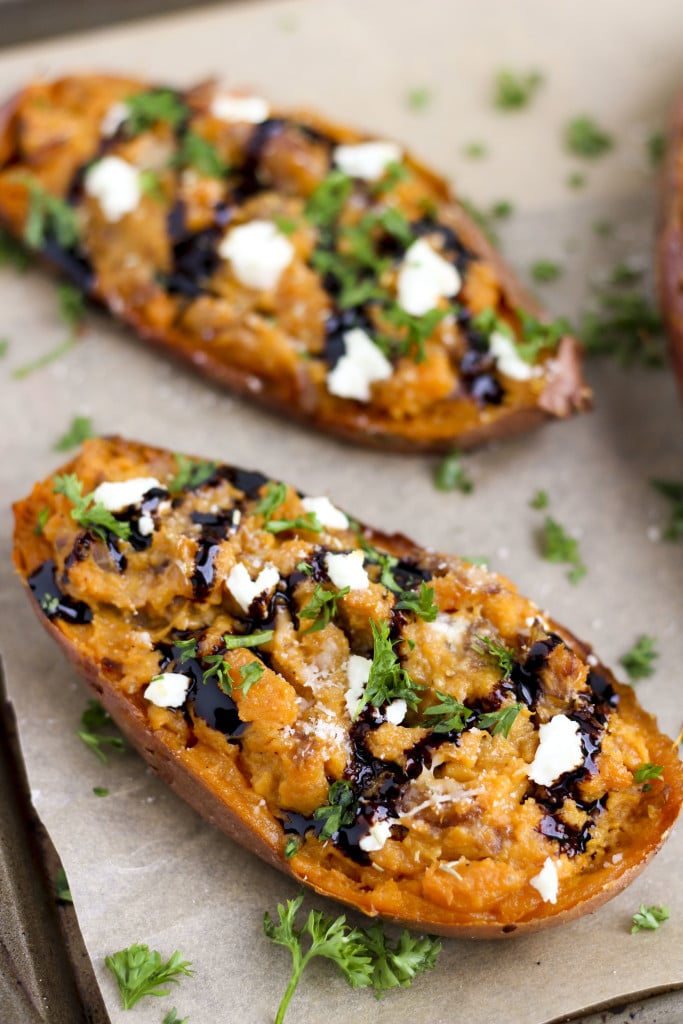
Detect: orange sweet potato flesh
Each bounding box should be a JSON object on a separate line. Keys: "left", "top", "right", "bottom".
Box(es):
{"left": 658, "top": 89, "right": 683, "bottom": 403}
{"left": 0, "top": 75, "right": 590, "bottom": 452}
{"left": 13, "top": 438, "right": 682, "bottom": 938}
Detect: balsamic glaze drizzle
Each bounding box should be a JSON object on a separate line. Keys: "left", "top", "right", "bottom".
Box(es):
{"left": 28, "top": 560, "right": 93, "bottom": 625}
{"left": 156, "top": 637, "right": 247, "bottom": 742}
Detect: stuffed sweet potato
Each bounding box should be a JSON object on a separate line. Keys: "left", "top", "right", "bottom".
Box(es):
{"left": 0, "top": 74, "right": 590, "bottom": 451}
{"left": 12, "top": 437, "right": 682, "bottom": 937}
{"left": 658, "top": 89, "right": 683, "bottom": 401}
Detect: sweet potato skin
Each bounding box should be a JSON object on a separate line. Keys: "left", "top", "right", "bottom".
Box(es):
{"left": 0, "top": 76, "right": 590, "bottom": 452}
{"left": 12, "top": 439, "right": 683, "bottom": 938}
{"left": 658, "top": 88, "right": 683, "bottom": 403}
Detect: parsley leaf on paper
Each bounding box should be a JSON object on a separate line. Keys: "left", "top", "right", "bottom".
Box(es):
{"left": 76, "top": 699, "right": 126, "bottom": 763}
{"left": 565, "top": 116, "right": 614, "bottom": 158}
{"left": 263, "top": 893, "right": 440, "bottom": 1023}
{"left": 162, "top": 1010, "right": 189, "bottom": 1024}
{"left": 494, "top": 69, "right": 544, "bottom": 110}
{"left": 619, "top": 635, "right": 658, "bottom": 681}
{"left": 539, "top": 515, "right": 587, "bottom": 584}
{"left": 631, "top": 904, "right": 669, "bottom": 934}
{"left": 53, "top": 473, "right": 131, "bottom": 543}
{"left": 54, "top": 415, "right": 94, "bottom": 452}
{"left": 434, "top": 450, "right": 473, "bottom": 493}
{"left": 105, "top": 943, "right": 193, "bottom": 1010}
{"left": 168, "top": 454, "right": 217, "bottom": 493}
{"left": 54, "top": 866, "right": 73, "bottom": 903}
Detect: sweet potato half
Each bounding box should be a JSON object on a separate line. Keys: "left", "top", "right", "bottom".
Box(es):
{"left": 658, "top": 88, "right": 683, "bottom": 402}
{"left": 0, "top": 75, "right": 590, "bottom": 451}
{"left": 12, "top": 437, "right": 682, "bottom": 937}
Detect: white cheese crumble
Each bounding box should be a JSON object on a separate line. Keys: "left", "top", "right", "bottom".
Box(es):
{"left": 326, "top": 328, "right": 393, "bottom": 402}
{"left": 488, "top": 330, "right": 536, "bottom": 381}
{"left": 325, "top": 550, "right": 369, "bottom": 591}
{"left": 100, "top": 101, "right": 129, "bottom": 137}
{"left": 430, "top": 613, "right": 469, "bottom": 650}
{"left": 92, "top": 477, "right": 162, "bottom": 511}
{"left": 397, "top": 239, "right": 461, "bottom": 316}
{"left": 359, "top": 819, "right": 393, "bottom": 852}
{"left": 385, "top": 699, "right": 407, "bottom": 725}
{"left": 137, "top": 513, "right": 155, "bottom": 536}
{"left": 226, "top": 562, "right": 280, "bottom": 613}
{"left": 527, "top": 714, "right": 583, "bottom": 787}
{"left": 300, "top": 496, "right": 349, "bottom": 531}
{"left": 333, "top": 141, "right": 402, "bottom": 181}
{"left": 144, "top": 672, "right": 191, "bottom": 708}
{"left": 84, "top": 156, "right": 142, "bottom": 222}
{"left": 210, "top": 93, "right": 270, "bottom": 124}
{"left": 218, "top": 219, "right": 294, "bottom": 290}
{"left": 344, "top": 654, "right": 372, "bottom": 718}
{"left": 530, "top": 857, "right": 559, "bottom": 904}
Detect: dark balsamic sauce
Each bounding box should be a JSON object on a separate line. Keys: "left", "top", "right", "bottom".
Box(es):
{"left": 28, "top": 560, "right": 93, "bottom": 625}
{"left": 156, "top": 636, "right": 246, "bottom": 742}
{"left": 161, "top": 223, "right": 223, "bottom": 298}
{"left": 190, "top": 508, "right": 238, "bottom": 600}
{"left": 506, "top": 634, "right": 563, "bottom": 708}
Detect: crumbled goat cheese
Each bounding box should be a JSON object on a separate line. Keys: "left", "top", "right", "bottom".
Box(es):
{"left": 210, "top": 93, "right": 270, "bottom": 123}
{"left": 325, "top": 549, "right": 369, "bottom": 591}
{"left": 527, "top": 714, "right": 583, "bottom": 786}
{"left": 333, "top": 141, "right": 402, "bottom": 181}
{"left": 92, "top": 477, "right": 162, "bottom": 511}
{"left": 326, "top": 328, "right": 393, "bottom": 402}
{"left": 218, "top": 220, "right": 294, "bottom": 290}
{"left": 84, "top": 156, "right": 142, "bottom": 222}
{"left": 345, "top": 655, "right": 372, "bottom": 717}
{"left": 530, "top": 857, "right": 559, "bottom": 904}
{"left": 385, "top": 699, "right": 407, "bottom": 725}
{"left": 300, "top": 496, "right": 349, "bottom": 531}
{"left": 144, "top": 672, "right": 191, "bottom": 708}
{"left": 397, "top": 239, "right": 461, "bottom": 316}
{"left": 226, "top": 562, "right": 280, "bottom": 612}
{"left": 137, "top": 513, "right": 155, "bottom": 536}
{"left": 359, "top": 819, "right": 393, "bottom": 852}
{"left": 488, "top": 330, "right": 537, "bottom": 381}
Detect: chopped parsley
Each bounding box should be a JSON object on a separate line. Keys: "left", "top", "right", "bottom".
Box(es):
{"left": 55, "top": 866, "right": 72, "bottom": 903}
{"left": 299, "top": 583, "right": 350, "bottom": 633}
{"left": 139, "top": 169, "right": 165, "bottom": 201}
{"left": 355, "top": 620, "right": 423, "bottom": 717}
{"left": 371, "top": 160, "right": 409, "bottom": 196}
{"left": 163, "top": 1010, "right": 189, "bottom": 1024}
{"left": 631, "top": 904, "right": 669, "bottom": 934}
{"left": 40, "top": 593, "right": 59, "bottom": 615}
{"left": 313, "top": 780, "right": 358, "bottom": 840}
{"left": 124, "top": 89, "right": 188, "bottom": 135}
{"left": 93, "top": 786, "right": 109, "bottom": 797}
{"left": 477, "top": 703, "right": 524, "bottom": 738}
{"left": 566, "top": 170, "right": 587, "bottom": 190}
{"left": 422, "top": 691, "right": 472, "bottom": 734}
{"left": 580, "top": 282, "right": 665, "bottom": 368}
{"left": 633, "top": 763, "right": 664, "bottom": 784}
{"left": 593, "top": 219, "right": 613, "bottom": 237}
{"left": 357, "top": 536, "right": 401, "bottom": 592}
{"left": 264, "top": 893, "right": 440, "bottom": 1023}
{"left": 239, "top": 661, "right": 265, "bottom": 695}
{"left": 284, "top": 837, "right": 299, "bottom": 859}
{"left": 174, "top": 636, "right": 199, "bottom": 661}
{"left": 304, "top": 169, "right": 353, "bottom": 229}
{"left": 620, "top": 635, "right": 658, "bottom": 681}
{"left": 223, "top": 630, "right": 274, "bottom": 650}
{"left": 23, "top": 179, "right": 79, "bottom": 250}
{"left": 434, "top": 450, "right": 473, "bottom": 493}
{"left": 201, "top": 655, "right": 233, "bottom": 693}
{"left": 490, "top": 199, "right": 514, "bottom": 219}
{"left": 463, "top": 141, "right": 488, "bottom": 160}
{"left": 177, "top": 131, "right": 227, "bottom": 177}
{"left": 529, "top": 489, "right": 549, "bottom": 510}
{"left": 105, "top": 943, "right": 193, "bottom": 1009}
{"left": 565, "top": 116, "right": 614, "bottom": 158}
{"left": 77, "top": 699, "right": 126, "bottom": 763}
{"left": 530, "top": 260, "right": 562, "bottom": 284}
{"left": 53, "top": 473, "right": 131, "bottom": 542}
{"left": 494, "top": 69, "right": 543, "bottom": 110}
{"left": 474, "top": 635, "right": 515, "bottom": 678}
{"left": 273, "top": 215, "right": 298, "bottom": 236}
{"left": 647, "top": 131, "right": 665, "bottom": 167}
{"left": 394, "top": 582, "right": 439, "bottom": 622}
{"left": 539, "top": 516, "right": 587, "bottom": 584}
{"left": 255, "top": 481, "right": 322, "bottom": 534}
{"left": 515, "top": 311, "right": 569, "bottom": 363}
{"left": 34, "top": 507, "right": 50, "bottom": 535}
{"left": 406, "top": 87, "right": 432, "bottom": 111}
{"left": 651, "top": 480, "right": 683, "bottom": 541}
{"left": 378, "top": 305, "right": 448, "bottom": 363}
{"left": 168, "top": 454, "right": 217, "bottom": 493}
{"left": 54, "top": 415, "right": 94, "bottom": 452}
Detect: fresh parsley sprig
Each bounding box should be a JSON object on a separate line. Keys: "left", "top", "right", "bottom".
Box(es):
{"left": 477, "top": 703, "right": 524, "bottom": 738}
{"left": 356, "top": 620, "right": 423, "bottom": 717}
{"left": 55, "top": 866, "right": 73, "bottom": 903}
{"left": 434, "top": 450, "right": 473, "bottom": 493}
{"left": 77, "top": 699, "right": 126, "bottom": 763}
{"left": 620, "top": 636, "right": 658, "bottom": 681}
{"left": 565, "top": 116, "right": 614, "bottom": 158}
{"left": 633, "top": 763, "right": 664, "bottom": 784}
{"left": 539, "top": 515, "right": 587, "bottom": 584}
{"left": 125, "top": 89, "right": 188, "bottom": 135}
{"left": 162, "top": 1010, "right": 189, "bottom": 1024}
{"left": 473, "top": 634, "right": 515, "bottom": 678}
{"left": 54, "top": 473, "right": 131, "bottom": 542}
{"left": 254, "top": 482, "right": 322, "bottom": 534}
{"left": 494, "top": 69, "right": 543, "bottom": 110}
{"left": 23, "top": 179, "right": 79, "bottom": 250}
{"left": 105, "top": 943, "right": 193, "bottom": 1010}
{"left": 299, "top": 583, "right": 350, "bottom": 633}
{"left": 422, "top": 691, "right": 472, "bottom": 734}
{"left": 394, "top": 582, "right": 439, "bottom": 622}
{"left": 54, "top": 415, "right": 94, "bottom": 452}
{"left": 313, "top": 780, "right": 358, "bottom": 841}
{"left": 263, "top": 893, "right": 440, "bottom": 1023}
{"left": 357, "top": 536, "right": 400, "bottom": 591}
{"left": 631, "top": 904, "right": 669, "bottom": 934}
{"left": 176, "top": 131, "right": 227, "bottom": 178}
{"left": 168, "top": 454, "right": 218, "bottom": 493}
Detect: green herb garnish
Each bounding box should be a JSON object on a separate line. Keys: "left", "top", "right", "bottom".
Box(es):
{"left": 580, "top": 286, "right": 664, "bottom": 368}
{"left": 55, "top": 867, "right": 72, "bottom": 903}
{"left": 313, "top": 780, "right": 358, "bottom": 840}
{"left": 299, "top": 583, "right": 350, "bottom": 633}
{"left": 463, "top": 141, "right": 488, "bottom": 160}
{"left": 77, "top": 699, "right": 126, "bottom": 763}
{"left": 93, "top": 786, "right": 109, "bottom": 797}
{"left": 647, "top": 131, "right": 665, "bottom": 167}
{"left": 422, "top": 691, "right": 472, "bottom": 734}
{"left": 177, "top": 131, "right": 227, "bottom": 177}
{"left": 530, "top": 260, "right": 562, "bottom": 284}
{"left": 357, "top": 536, "right": 400, "bottom": 592}
{"left": 540, "top": 515, "right": 587, "bottom": 583}
{"left": 162, "top": 1010, "right": 189, "bottom": 1024}
{"left": 474, "top": 634, "right": 515, "bottom": 677}
{"left": 223, "top": 630, "right": 274, "bottom": 650}
{"left": 394, "top": 582, "right": 439, "bottom": 622}
{"left": 530, "top": 489, "right": 549, "bottom": 509}
{"left": 0, "top": 225, "right": 31, "bottom": 270}
{"left": 125, "top": 89, "right": 188, "bottom": 135}
{"left": 139, "top": 169, "right": 165, "bottom": 201}
{"left": 434, "top": 450, "right": 473, "bottom": 493}
{"left": 201, "top": 655, "right": 233, "bottom": 693}
{"left": 284, "top": 838, "right": 299, "bottom": 860}
{"left": 305, "top": 169, "right": 353, "bottom": 229}
{"left": 477, "top": 703, "right": 524, "bottom": 738}
{"left": 356, "top": 620, "right": 422, "bottom": 718}
{"left": 54, "top": 473, "right": 131, "bottom": 542}
{"left": 566, "top": 170, "right": 587, "bottom": 189}
{"left": 40, "top": 593, "right": 59, "bottom": 616}
{"left": 565, "top": 116, "right": 614, "bottom": 158}
{"left": 371, "top": 160, "right": 409, "bottom": 196}
{"left": 651, "top": 480, "right": 683, "bottom": 541}
{"left": 406, "top": 87, "right": 432, "bottom": 111}
{"left": 620, "top": 635, "right": 658, "bottom": 681}
{"left": 494, "top": 69, "right": 543, "bottom": 110}
{"left": 174, "top": 636, "right": 199, "bottom": 661}
{"left": 24, "top": 179, "right": 79, "bottom": 249}
{"left": 0, "top": 338, "right": 7, "bottom": 358}
{"left": 516, "top": 310, "right": 569, "bottom": 364}
{"left": 633, "top": 763, "right": 664, "bottom": 784}
{"left": 54, "top": 415, "right": 94, "bottom": 452}
{"left": 491, "top": 199, "right": 514, "bottom": 219}
{"left": 254, "top": 481, "right": 321, "bottom": 534}
{"left": 631, "top": 904, "right": 669, "bottom": 934}
{"left": 273, "top": 215, "right": 298, "bottom": 236}
{"left": 239, "top": 661, "right": 265, "bottom": 695}
{"left": 168, "top": 453, "right": 217, "bottom": 493}
{"left": 34, "top": 507, "right": 50, "bottom": 535}
{"left": 105, "top": 943, "right": 193, "bottom": 1010}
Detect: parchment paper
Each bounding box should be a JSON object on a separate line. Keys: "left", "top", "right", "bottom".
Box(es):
{"left": 1, "top": 2, "right": 682, "bottom": 1022}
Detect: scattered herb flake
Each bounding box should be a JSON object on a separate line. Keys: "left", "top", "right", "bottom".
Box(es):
{"left": 76, "top": 699, "right": 126, "bottom": 763}
{"left": 494, "top": 69, "right": 544, "bottom": 111}
{"left": 530, "top": 489, "right": 549, "bottom": 510}
{"left": 490, "top": 199, "right": 514, "bottom": 219}
{"left": 177, "top": 130, "right": 227, "bottom": 177}
{"left": 0, "top": 226, "right": 31, "bottom": 270}
{"left": 174, "top": 636, "right": 199, "bottom": 661}
{"left": 394, "top": 582, "right": 439, "bottom": 622}
{"left": 406, "top": 87, "right": 432, "bottom": 112}
{"left": 620, "top": 635, "right": 658, "bottom": 681}
{"left": 0, "top": 338, "right": 8, "bottom": 358}
{"left": 23, "top": 179, "right": 79, "bottom": 250}
{"left": 162, "top": 1010, "right": 189, "bottom": 1024}
{"left": 93, "top": 786, "right": 109, "bottom": 797}
{"left": 530, "top": 259, "right": 562, "bottom": 284}
{"left": 371, "top": 160, "right": 409, "bottom": 196}
{"left": 463, "top": 141, "right": 488, "bottom": 160}
{"left": 473, "top": 634, "right": 515, "bottom": 678}
{"left": 238, "top": 661, "right": 265, "bottom": 695}
{"left": 284, "top": 837, "right": 299, "bottom": 859}
{"left": 54, "top": 415, "right": 94, "bottom": 452}
{"left": 422, "top": 691, "right": 472, "bottom": 734}
{"left": 581, "top": 285, "right": 665, "bottom": 368}
{"left": 139, "top": 169, "right": 165, "bottom": 201}
{"left": 633, "top": 763, "right": 664, "bottom": 784}
{"left": 168, "top": 454, "right": 217, "bottom": 493}
{"left": 631, "top": 904, "right": 669, "bottom": 934}
{"left": 273, "top": 215, "right": 297, "bottom": 236}
{"left": 516, "top": 310, "right": 569, "bottom": 364}
{"left": 566, "top": 170, "right": 587, "bottom": 190}
{"left": 651, "top": 480, "right": 683, "bottom": 541}
{"left": 105, "top": 943, "right": 193, "bottom": 1010}
{"left": 300, "top": 583, "right": 350, "bottom": 633}
{"left": 200, "top": 655, "right": 232, "bottom": 694}
{"left": 356, "top": 620, "right": 423, "bottom": 718}
{"left": 434, "top": 450, "right": 473, "bottom": 493}
{"left": 305, "top": 169, "right": 353, "bottom": 229}
{"left": 313, "top": 780, "right": 358, "bottom": 840}
{"left": 477, "top": 702, "right": 524, "bottom": 738}
{"left": 566, "top": 116, "right": 614, "bottom": 158}
{"left": 34, "top": 506, "right": 50, "bottom": 535}
{"left": 647, "top": 131, "right": 665, "bottom": 167}
{"left": 540, "top": 515, "right": 587, "bottom": 583}
{"left": 125, "top": 89, "right": 188, "bottom": 135}
{"left": 55, "top": 866, "right": 72, "bottom": 903}
{"left": 223, "top": 630, "right": 274, "bottom": 650}
{"left": 54, "top": 473, "right": 131, "bottom": 542}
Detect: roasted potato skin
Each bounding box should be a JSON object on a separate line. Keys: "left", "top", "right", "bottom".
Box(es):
{"left": 658, "top": 90, "right": 683, "bottom": 402}
{"left": 0, "top": 76, "right": 590, "bottom": 452}
{"left": 12, "top": 438, "right": 683, "bottom": 938}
